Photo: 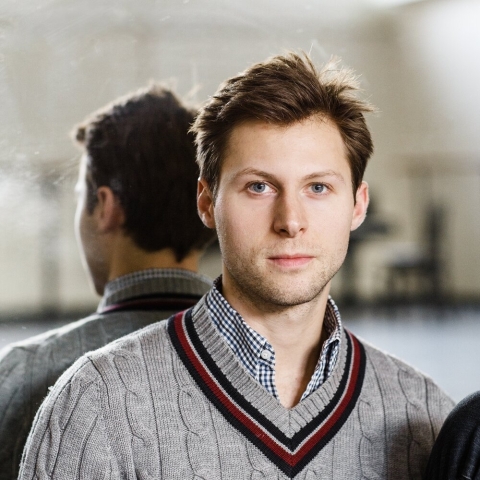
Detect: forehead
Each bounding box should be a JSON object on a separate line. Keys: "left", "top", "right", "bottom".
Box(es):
{"left": 221, "top": 118, "right": 349, "bottom": 180}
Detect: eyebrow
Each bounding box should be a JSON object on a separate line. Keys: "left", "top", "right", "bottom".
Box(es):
{"left": 232, "top": 167, "right": 346, "bottom": 185}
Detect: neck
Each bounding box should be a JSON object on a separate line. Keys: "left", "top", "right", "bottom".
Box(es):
{"left": 222, "top": 273, "right": 331, "bottom": 409}
{"left": 107, "top": 235, "right": 201, "bottom": 282}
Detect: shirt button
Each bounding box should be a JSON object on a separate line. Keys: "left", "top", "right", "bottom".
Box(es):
{"left": 260, "top": 350, "right": 271, "bottom": 360}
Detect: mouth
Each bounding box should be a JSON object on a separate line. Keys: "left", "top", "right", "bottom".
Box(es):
{"left": 267, "top": 254, "right": 314, "bottom": 268}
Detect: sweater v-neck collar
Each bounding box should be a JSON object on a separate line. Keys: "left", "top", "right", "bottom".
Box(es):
{"left": 167, "top": 298, "right": 366, "bottom": 478}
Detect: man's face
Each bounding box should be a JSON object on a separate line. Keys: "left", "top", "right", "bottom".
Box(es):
{"left": 198, "top": 117, "right": 369, "bottom": 311}
{"left": 74, "top": 155, "right": 109, "bottom": 295}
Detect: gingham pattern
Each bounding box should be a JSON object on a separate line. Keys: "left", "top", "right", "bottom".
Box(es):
{"left": 206, "top": 279, "right": 342, "bottom": 401}
{"left": 103, "top": 268, "right": 212, "bottom": 299}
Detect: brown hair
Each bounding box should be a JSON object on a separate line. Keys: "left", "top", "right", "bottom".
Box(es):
{"left": 191, "top": 52, "right": 374, "bottom": 197}
{"left": 74, "top": 84, "right": 215, "bottom": 261}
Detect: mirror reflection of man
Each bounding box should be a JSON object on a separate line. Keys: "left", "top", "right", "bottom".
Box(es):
{"left": 19, "top": 53, "right": 453, "bottom": 479}
{"left": 0, "top": 85, "right": 215, "bottom": 480}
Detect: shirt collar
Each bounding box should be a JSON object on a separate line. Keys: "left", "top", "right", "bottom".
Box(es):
{"left": 206, "top": 276, "right": 342, "bottom": 374}
{"left": 206, "top": 278, "right": 269, "bottom": 378}
{"left": 98, "top": 268, "right": 212, "bottom": 311}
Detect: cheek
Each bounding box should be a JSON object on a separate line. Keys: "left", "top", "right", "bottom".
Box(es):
{"left": 216, "top": 206, "right": 259, "bottom": 254}
{"left": 215, "top": 199, "right": 245, "bottom": 234}
{"left": 314, "top": 204, "right": 353, "bottom": 241}
{"left": 217, "top": 216, "right": 247, "bottom": 249}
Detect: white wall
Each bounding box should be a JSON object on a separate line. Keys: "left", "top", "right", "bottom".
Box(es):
{"left": 356, "top": 0, "right": 480, "bottom": 299}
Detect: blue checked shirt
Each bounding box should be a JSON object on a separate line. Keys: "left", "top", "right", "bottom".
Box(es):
{"left": 206, "top": 278, "right": 342, "bottom": 401}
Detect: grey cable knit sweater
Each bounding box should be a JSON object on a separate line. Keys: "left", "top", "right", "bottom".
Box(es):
{"left": 0, "top": 269, "right": 212, "bottom": 480}
{"left": 19, "top": 297, "right": 454, "bottom": 479}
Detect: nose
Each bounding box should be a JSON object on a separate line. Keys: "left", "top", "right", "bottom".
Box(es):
{"left": 273, "top": 191, "right": 307, "bottom": 237}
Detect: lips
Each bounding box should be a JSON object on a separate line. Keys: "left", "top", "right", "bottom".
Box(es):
{"left": 267, "top": 255, "right": 314, "bottom": 268}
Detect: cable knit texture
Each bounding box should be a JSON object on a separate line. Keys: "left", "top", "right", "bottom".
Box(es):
{"left": 0, "top": 269, "right": 212, "bottom": 480}
{"left": 19, "top": 297, "right": 454, "bottom": 480}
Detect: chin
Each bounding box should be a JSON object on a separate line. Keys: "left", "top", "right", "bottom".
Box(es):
{"left": 252, "top": 278, "right": 329, "bottom": 308}
{"left": 269, "top": 290, "right": 324, "bottom": 307}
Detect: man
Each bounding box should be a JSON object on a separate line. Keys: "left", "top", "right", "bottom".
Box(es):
{"left": 19, "top": 53, "right": 453, "bottom": 479}
{"left": 0, "top": 85, "right": 215, "bottom": 479}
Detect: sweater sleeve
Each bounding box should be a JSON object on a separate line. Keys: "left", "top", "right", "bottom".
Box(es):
{"left": 18, "top": 356, "right": 117, "bottom": 480}
{"left": 0, "top": 345, "right": 34, "bottom": 480}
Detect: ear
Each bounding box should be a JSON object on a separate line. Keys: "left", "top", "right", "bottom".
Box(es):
{"left": 94, "top": 186, "right": 125, "bottom": 233}
{"left": 350, "top": 181, "right": 369, "bottom": 231}
{"left": 197, "top": 178, "right": 216, "bottom": 229}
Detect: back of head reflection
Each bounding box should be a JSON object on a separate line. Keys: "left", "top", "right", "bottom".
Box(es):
{"left": 73, "top": 86, "right": 214, "bottom": 295}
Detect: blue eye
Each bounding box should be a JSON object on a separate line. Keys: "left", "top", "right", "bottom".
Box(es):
{"left": 250, "top": 182, "right": 267, "bottom": 193}
{"left": 311, "top": 184, "right": 326, "bottom": 193}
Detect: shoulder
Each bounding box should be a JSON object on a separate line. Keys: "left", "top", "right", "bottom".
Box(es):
{"left": 342, "top": 331, "right": 455, "bottom": 476}
{"left": 3, "top": 313, "right": 174, "bottom": 479}
{"left": 0, "top": 313, "right": 102, "bottom": 361}
{"left": 28, "top": 318, "right": 174, "bottom": 441}
{"left": 7, "top": 314, "right": 173, "bottom": 405}
{"left": 19, "top": 355, "right": 115, "bottom": 479}
{"left": 83, "top": 316, "right": 174, "bottom": 379}
{"left": 356, "top": 331, "right": 442, "bottom": 384}
{"left": 88, "top": 314, "right": 171, "bottom": 357}
{"left": 0, "top": 316, "right": 103, "bottom": 401}
{"left": 353, "top": 331, "right": 455, "bottom": 412}
{"left": 48, "top": 353, "right": 103, "bottom": 397}
{"left": 0, "top": 312, "right": 168, "bottom": 423}
{"left": 0, "top": 309, "right": 171, "bottom": 376}
{"left": 19, "top": 319, "right": 176, "bottom": 479}
{"left": 0, "top": 315, "right": 102, "bottom": 392}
